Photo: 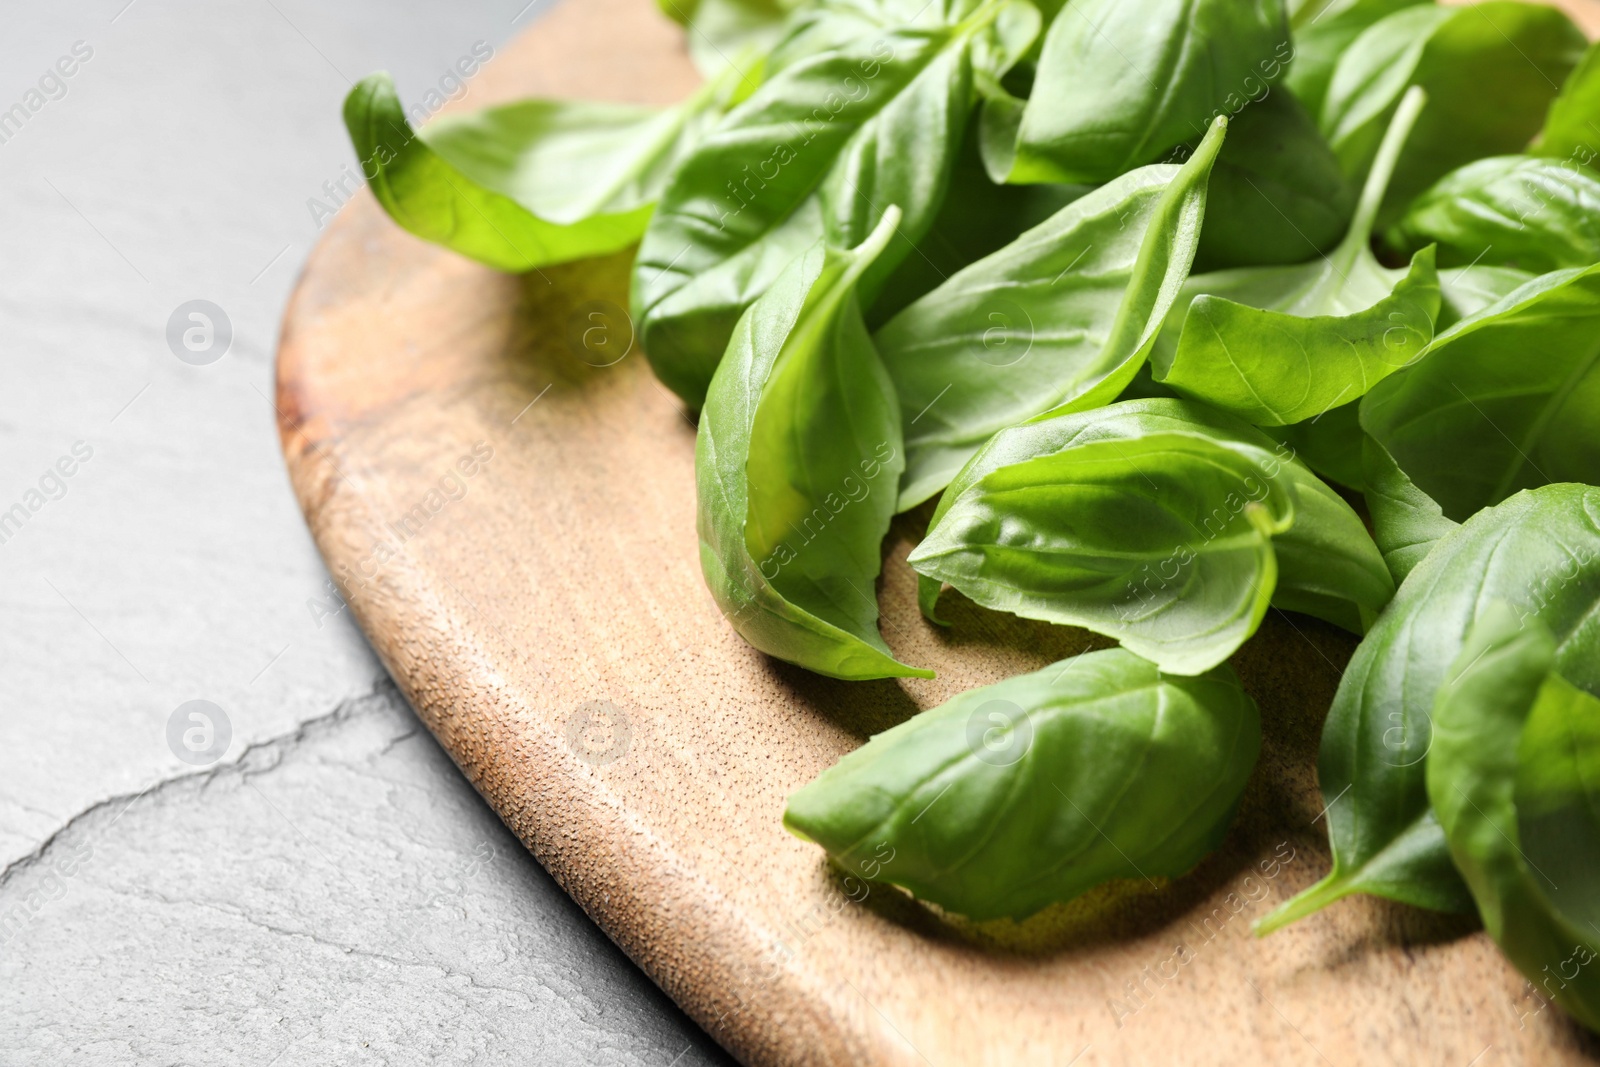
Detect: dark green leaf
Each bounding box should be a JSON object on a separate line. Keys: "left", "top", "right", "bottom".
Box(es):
{"left": 1361, "top": 436, "right": 1458, "bottom": 584}
{"left": 909, "top": 399, "right": 1393, "bottom": 674}
{"left": 1155, "top": 88, "right": 1440, "bottom": 427}
{"left": 634, "top": 2, "right": 1038, "bottom": 408}
{"left": 876, "top": 118, "right": 1227, "bottom": 510}
{"left": 1002, "top": 0, "right": 1289, "bottom": 184}
{"left": 1428, "top": 603, "right": 1600, "bottom": 1032}
{"left": 1321, "top": 1, "right": 1584, "bottom": 223}
{"left": 1385, "top": 155, "right": 1600, "bottom": 274}
{"left": 1258, "top": 485, "right": 1600, "bottom": 933}
{"left": 696, "top": 210, "right": 932, "bottom": 680}
{"left": 1263, "top": 401, "right": 1365, "bottom": 490}
{"left": 1194, "top": 86, "right": 1354, "bottom": 271}
{"left": 1361, "top": 263, "right": 1600, "bottom": 523}
{"left": 785, "top": 648, "right": 1260, "bottom": 920}
{"left": 343, "top": 70, "right": 735, "bottom": 272}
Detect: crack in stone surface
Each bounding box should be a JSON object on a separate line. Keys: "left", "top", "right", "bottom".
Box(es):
{"left": 0, "top": 674, "right": 732, "bottom": 1067}
{"left": 0, "top": 680, "right": 393, "bottom": 889}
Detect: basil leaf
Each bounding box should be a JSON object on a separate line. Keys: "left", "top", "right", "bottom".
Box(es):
{"left": 1437, "top": 263, "right": 1536, "bottom": 330}
{"left": 1385, "top": 156, "right": 1600, "bottom": 275}
{"left": 1263, "top": 401, "right": 1364, "bottom": 490}
{"left": 909, "top": 398, "right": 1393, "bottom": 674}
{"left": 784, "top": 649, "right": 1261, "bottom": 920}
{"left": 657, "top": 0, "right": 796, "bottom": 78}
{"left": 1155, "top": 88, "right": 1440, "bottom": 427}
{"left": 1257, "top": 484, "right": 1600, "bottom": 933}
{"left": 634, "top": 2, "right": 1037, "bottom": 408}
{"left": 697, "top": 210, "right": 931, "bottom": 681}
{"left": 876, "top": 117, "right": 1228, "bottom": 511}
{"left": 1360, "top": 436, "right": 1457, "bottom": 584}
{"left": 1002, "top": 0, "right": 1288, "bottom": 184}
{"left": 1321, "top": 1, "right": 1584, "bottom": 223}
{"left": 343, "top": 71, "right": 738, "bottom": 273}
{"left": 1532, "top": 41, "right": 1600, "bottom": 165}
{"left": 1194, "top": 86, "right": 1355, "bottom": 272}
{"left": 1428, "top": 603, "right": 1600, "bottom": 1033}
{"left": 868, "top": 114, "right": 1089, "bottom": 327}
{"left": 1284, "top": 0, "right": 1426, "bottom": 121}
{"left": 1361, "top": 263, "right": 1600, "bottom": 523}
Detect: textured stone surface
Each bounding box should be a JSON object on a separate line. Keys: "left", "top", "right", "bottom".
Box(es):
{"left": 0, "top": 1, "right": 727, "bottom": 1062}
{"left": 1, "top": 684, "right": 727, "bottom": 1065}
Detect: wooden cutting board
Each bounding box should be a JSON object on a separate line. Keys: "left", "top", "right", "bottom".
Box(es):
{"left": 275, "top": 2, "right": 1600, "bottom": 1063}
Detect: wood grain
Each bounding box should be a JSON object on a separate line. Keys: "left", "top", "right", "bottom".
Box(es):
{"left": 275, "top": 2, "right": 1600, "bottom": 1063}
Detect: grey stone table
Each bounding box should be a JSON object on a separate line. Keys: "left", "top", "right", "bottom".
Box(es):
{"left": 0, "top": 1, "right": 730, "bottom": 1063}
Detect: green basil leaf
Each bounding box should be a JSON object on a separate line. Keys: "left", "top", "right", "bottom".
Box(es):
{"left": 1003, "top": 0, "right": 1288, "bottom": 184}
{"left": 1155, "top": 88, "right": 1440, "bottom": 427}
{"left": 1384, "top": 156, "right": 1600, "bottom": 275}
{"left": 1284, "top": 0, "right": 1426, "bottom": 121}
{"left": 1532, "top": 41, "right": 1600, "bottom": 165}
{"left": 868, "top": 113, "right": 1089, "bottom": 327}
{"left": 657, "top": 0, "right": 796, "bottom": 78}
{"left": 1437, "top": 263, "right": 1536, "bottom": 330}
{"left": 1257, "top": 484, "right": 1600, "bottom": 933}
{"left": 876, "top": 118, "right": 1227, "bottom": 511}
{"left": 909, "top": 398, "right": 1393, "bottom": 674}
{"left": 1361, "top": 263, "right": 1600, "bottom": 523}
{"left": 343, "top": 71, "right": 739, "bottom": 273}
{"left": 1264, "top": 401, "right": 1365, "bottom": 490}
{"left": 634, "top": 2, "right": 1037, "bottom": 408}
{"left": 1428, "top": 603, "right": 1600, "bottom": 1033}
{"left": 784, "top": 648, "right": 1261, "bottom": 920}
{"left": 1193, "top": 86, "right": 1355, "bottom": 272}
{"left": 696, "top": 210, "right": 931, "bottom": 681}
{"left": 1321, "top": 1, "right": 1584, "bottom": 223}
{"left": 1360, "top": 436, "right": 1457, "bottom": 584}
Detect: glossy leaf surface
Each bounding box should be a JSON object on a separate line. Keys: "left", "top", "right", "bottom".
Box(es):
{"left": 1155, "top": 88, "right": 1439, "bottom": 427}
{"left": 1321, "top": 1, "right": 1584, "bottom": 221}
{"left": 1259, "top": 485, "right": 1600, "bottom": 932}
{"left": 785, "top": 649, "right": 1260, "bottom": 920}
{"left": 1385, "top": 155, "right": 1600, "bottom": 274}
{"left": 1429, "top": 604, "right": 1600, "bottom": 1032}
{"left": 877, "top": 118, "right": 1227, "bottom": 511}
{"left": 696, "top": 211, "right": 931, "bottom": 680}
{"left": 909, "top": 399, "right": 1393, "bottom": 674}
{"left": 1005, "top": 0, "right": 1287, "bottom": 184}
{"left": 1361, "top": 263, "right": 1600, "bottom": 523}
{"left": 344, "top": 71, "right": 733, "bottom": 272}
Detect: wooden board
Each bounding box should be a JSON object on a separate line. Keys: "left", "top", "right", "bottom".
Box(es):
{"left": 275, "top": 2, "right": 1600, "bottom": 1063}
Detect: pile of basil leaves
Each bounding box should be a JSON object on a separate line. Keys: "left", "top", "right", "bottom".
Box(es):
{"left": 345, "top": 0, "right": 1600, "bottom": 1030}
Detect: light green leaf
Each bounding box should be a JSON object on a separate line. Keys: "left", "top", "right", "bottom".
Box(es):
{"left": 1385, "top": 155, "right": 1600, "bottom": 275}
{"left": 1361, "top": 436, "right": 1458, "bottom": 584}
{"left": 1531, "top": 40, "right": 1600, "bottom": 164}
{"left": 876, "top": 118, "right": 1227, "bottom": 511}
{"left": 696, "top": 210, "right": 931, "bottom": 681}
{"left": 1321, "top": 1, "right": 1584, "bottom": 223}
{"left": 343, "top": 70, "right": 733, "bottom": 272}
{"left": 1284, "top": 0, "right": 1427, "bottom": 121}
